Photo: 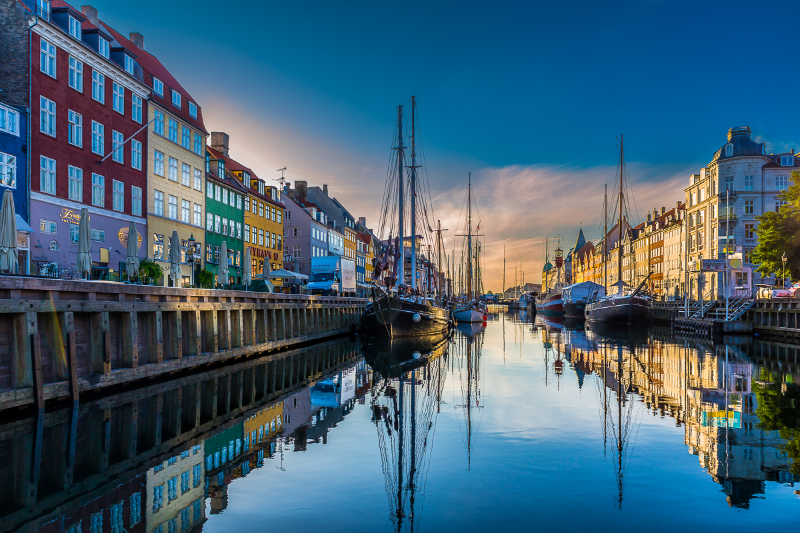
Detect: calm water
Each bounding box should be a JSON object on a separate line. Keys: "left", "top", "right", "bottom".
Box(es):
{"left": 3, "top": 309, "right": 799, "bottom": 532}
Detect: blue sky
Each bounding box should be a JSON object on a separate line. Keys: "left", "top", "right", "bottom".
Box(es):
{"left": 86, "top": 0, "right": 798, "bottom": 289}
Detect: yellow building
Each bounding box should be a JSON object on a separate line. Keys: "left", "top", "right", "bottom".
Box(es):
{"left": 129, "top": 46, "right": 207, "bottom": 286}
{"left": 344, "top": 226, "right": 357, "bottom": 261}
{"left": 206, "top": 133, "right": 284, "bottom": 280}
{"left": 243, "top": 402, "right": 284, "bottom": 446}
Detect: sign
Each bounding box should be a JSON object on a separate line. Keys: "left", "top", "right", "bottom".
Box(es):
{"left": 60, "top": 208, "right": 82, "bottom": 224}
{"left": 117, "top": 227, "right": 142, "bottom": 249}
{"left": 700, "top": 259, "right": 727, "bottom": 272}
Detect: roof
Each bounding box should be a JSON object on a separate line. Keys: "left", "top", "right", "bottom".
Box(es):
{"left": 357, "top": 232, "right": 371, "bottom": 245}
{"left": 206, "top": 147, "right": 284, "bottom": 208}
{"left": 712, "top": 126, "right": 766, "bottom": 162}
{"left": 98, "top": 20, "right": 207, "bottom": 134}
{"left": 573, "top": 228, "right": 586, "bottom": 253}
{"left": 295, "top": 197, "right": 323, "bottom": 211}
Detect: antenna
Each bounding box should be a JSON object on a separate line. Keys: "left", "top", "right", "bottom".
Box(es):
{"left": 275, "top": 167, "right": 287, "bottom": 190}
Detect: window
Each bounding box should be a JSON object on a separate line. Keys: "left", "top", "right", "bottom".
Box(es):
{"left": 40, "top": 219, "right": 57, "bottom": 234}
{"left": 215, "top": 185, "right": 221, "bottom": 202}
{"left": 91, "top": 121, "right": 104, "bottom": 155}
{"left": 40, "top": 156, "right": 56, "bottom": 194}
{"left": 245, "top": 197, "right": 250, "bottom": 212}
{"left": 744, "top": 174, "right": 754, "bottom": 191}
{"left": 112, "top": 83, "right": 124, "bottom": 114}
{"left": 181, "top": 199, "right": 190, "bottom": 223}
{"left": 229, "top": 192, "right": 235, "bottom": 208}
{"left": 222, "top": 218, "right": 228, "bottom": 236}
{"left": 132, "top": 139, "right": 142, "bottom": 170}
{"left": 215, "top": 215, "right": 221, "bottom": 233}
{"left": 207, "top": 212, "right": 213, "bottom": 231}
{"left": 171, "top": 90, "right": 181, "bottom": 108}
{"left": 194, "top": 204, "right": 201, "bottom": 226}
{"left": 132, "top": 186, "right": 142, "bottom": 216}
{"left": 277, "top": 210, "right": 282, "bottom": 224}
{"left": 154, "top": 110, "right": 164, "bottom": 135}
{"left": 194, "top": 169, "right": 202, "bottom": 191}
{"left": 744, "top": 199, "right": 754, "bottom": 214}
{"left": 251, "top": 226, "right": 256, "bottom": 244}
{"left": 293, "top": 245, "right": 301, "bottom": 259}
{"left": 271, "top": 207, "right": 276, "bottom": 221}
{"left": 40, "top": 39, "right": 56, "bottom": 77}
{"left": 189, "top": 101, "right": 197, "bottom": 118}
{"left": 68, "top": 166, "right": 82, "bottom": 201}
{"left": 132, "top": 94, "right": 143, "bottom": 123}
{"left": 293, "top": 227, "right": 301, "bottom": 237}
{"left": 124, "top": 54, "right": 135, "bottom": 74}
{"left": 154, "top": 190, "right": 164, "bottom": 216}
{"left": 36, "top": 0, "right": 50, "bottom": 20}
{"left": 92, "top": 173, "right": 104, "bottom": 206}
{"left": 0, "top": 152, "right": 16, "bottom": 188}
{"left": 89, "top": 228, "right": 105, "bottom": 242}
{"left": 259, "top": 229, "right": 264, "bottom": 246}
{"left": 218, "top": 161, "right": 225, "bottom": 179}
{"left": 781, "top": 155, "right": 794, "bottom": 166}
{"left": 251, "top": 199, "right": 257, "bottom": 214}
{"left": 68, "top": 56, "right": 83, "bottom": 91}
{"left": 168, "top": 195, "right": 178, "bottom": 219}
{"left": 194, "top": 133, "right": 202, "bottom": 155}
{"left": 725, "top": 143, "right": 733, "bottom": 157}
{"left": 206, "top": 243, "right": 213, "bottom": 262}
{"left": 92, "top": 71, "right": 105, "bottom": 103}
{"left": 0, "top": 105, "right": 19, "bottom": 136}
{"left": 130, "top": 492, "right": 141, "bottom": 526}
{"left": 277, "top": 234, "right": 281, "bottom": 250}
{"left": 244, "top": 224, "right": 250, "bottom": 242}
{"left": 154, "top": 150, "right": 165, "bottom": 176}
{"left": 237, "top": 222, "right": 242, "bottom": 239}
{"left": 181, "top": 126, "right": 190, "bottom": 150}
{"left": 153, "top": 77, "right": 164, "bottom": 96}
{"left": 98, "top": 37, "right": 109, "bottom": 58}
{"left": 168, "top": 118, "right": 178, "bottom": 143}
{"left": 113, "top": 180, "right": 124, "bottom": 211}
{"left": 40, "top": 96, "right": 55, "bottom": 136}
{"left": 744, "top": 223, "right": 755, "bottom": 239}
{"left": 271, "top": 233, "right": 276, "bottom": 249}
{"left": 89, "top": 511, "right": 102, "bottom": 533}
{"left": 112, "top": 130, "right": 124, "bottom": 163}
{"left": 207, "top": 182, "right": 214, "bottom": 199}
{"left": 725, "top": 175, "right": 734, "bottom": 191}
{"left": 168, "top": 157, "right": 178, "bottom": 181}
{"left": 776, "top": 175, "right": 789, "bottom": 190}
{"left": 776, "top": 200, "right": 787, "bottom": 212}
{"left": 259, "top": 202, "right": 264, "bottom": 217}
{"left": 68, "top": 110, "right": 82, "bottom": 146}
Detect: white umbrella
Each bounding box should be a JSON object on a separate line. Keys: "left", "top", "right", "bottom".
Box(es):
{"left": 0, "top": 190, "right": 18, "bottom": 273}
{"left": 243, "top": 247, "right": 252, "bottom": 287}
{"left": 125, "top": 221, "right": 140, "bottom": 281}
{"left": 218, "top": 241, "right": 228, "bottom": 286}
{"left": 262, "top": 256, "right": 271, "bottom": 278}
{"left": 169, "top": 230, "right": 182, "bottom": 287}
{"left": 76, "top": 208, "right": 91, "bottom": 279}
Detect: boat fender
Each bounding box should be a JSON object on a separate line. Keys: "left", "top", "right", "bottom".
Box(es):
{"left": 482, "top": 315, "right": 488, "bottom": 321}
{"left": 412, "top": 313, "right": 421, "bottom": 323}
{"left": 412, "top": 351, "right": 421, "bottom": 359}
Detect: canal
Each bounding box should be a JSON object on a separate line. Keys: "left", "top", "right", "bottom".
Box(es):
{"left": 1, "top": 308, "right": 798, "bottom": 532}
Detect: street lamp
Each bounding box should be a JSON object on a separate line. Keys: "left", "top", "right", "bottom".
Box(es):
{"left": 782, "top": 251, "right": 787, "bottom": 288}
{"left": 188, "top": 234, "right": 196, "bottom": 288}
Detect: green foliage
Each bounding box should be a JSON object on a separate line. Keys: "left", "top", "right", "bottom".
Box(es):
{"left": 138, "top": 259, "right": 163, "bottom": 285}
{"left": 197, "top": 268, "right": 215, "bottom": 289}
{"left": 751, "top": 170, "right": 800, "bottom": 281}
{"left": 753, "top": 374, "right": 800, "bottom": 476}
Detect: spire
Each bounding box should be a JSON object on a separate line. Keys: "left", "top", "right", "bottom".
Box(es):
{"left": 574, "top": 227, "right": 586, "bottom": 252}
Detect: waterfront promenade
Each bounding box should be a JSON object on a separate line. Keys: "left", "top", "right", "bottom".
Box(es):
{"left": 0, "top": 276, "right": 367, "bottom": 412}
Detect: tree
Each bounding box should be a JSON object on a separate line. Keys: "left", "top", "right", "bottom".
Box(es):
{"left": 751, "top": 170, "right": 800, "bottom": 281}
{"left": 138, "top": 259, "right": 163, "bottom": 285}
{"left": 197, "top": 269, "right": 214, "bottom": 289}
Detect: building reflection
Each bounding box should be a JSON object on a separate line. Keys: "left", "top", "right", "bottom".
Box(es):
{"left": 564, "top": 324, "right": 799, "bottom": 507}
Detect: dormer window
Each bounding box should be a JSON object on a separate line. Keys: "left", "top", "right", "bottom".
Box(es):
{"left": 68, "top": 15, "right": 81, "bottom": 40}
{"left": 780, "top": 155, "right": 794, "bottom": 167}
{"left": 98, "top": 37, "right": 109, "bottom": 59}
{"left": 218, "top": 160, "right": 225, "bottom": 177}
{"left": 171, "top": 90, "right": 181, "bottom": 108}
{"left": 124, "top": 55, "right": 135, "bottom": 74}
{"left": 725, "top": 143, "right": 733, "bottom": 157}
{"left": 153, "top": 77, "right": 163, "bottom": 97}
{"left": 36, "top": 0, "right": 50, "bottom": 20}
{"left": 188, "top": 101, "right": 197, "bottom": 119}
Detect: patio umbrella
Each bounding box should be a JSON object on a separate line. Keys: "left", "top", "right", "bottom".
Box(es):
{"left": 169, "top": 230, "right": 182, "bottom": 287}
{"left": 0, "top": 190, "right": 18, "bottom": 273}
{"left": 218, "top": 241, "right": 228, "bottom": 286}
{"left": 262, "top": 256, "right": 271, "bottom": 278}
{"left": 76, "top": 208, "right": 91, "bottom": 279}
{"left": 243, "top": 247, "right": 252, "bottom": 287}
{"left": 125, "top": 221, "right": 140, "bottom": 281}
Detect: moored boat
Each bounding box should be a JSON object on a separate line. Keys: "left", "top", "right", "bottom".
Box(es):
{"left": 536, "top": 291, "right": 563, "bottom": 316}
{"left": 562, "top": 281, "right": 605, "bottom": 318}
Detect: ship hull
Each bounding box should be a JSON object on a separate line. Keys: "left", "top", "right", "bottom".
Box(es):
{"left": 563, "top": 300, "right": 586, "bottom": 319}
{"left": 584, "top": 295, "right": 649, "bottom": 325}
{"left": 453, "top": 308, "right": 485, "bottom": 323}
{"left": 536, "top": 294, "right": 563, "bottom": 316}
{"left": 363, "top": 292, "right": 451, "bottom": 338}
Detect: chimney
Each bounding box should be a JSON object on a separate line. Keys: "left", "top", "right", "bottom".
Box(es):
{"left": 129, "top": 32, "right": 144, "bottom": 50}
{"left": 295, "top": 180, "right": 308, "bottom": 199}
{"left": 661, "top": 206, "right": 666, "bottom": 215}
{"left": 647, "top": 212, "right": 652, "bottom": 223}
{"left": 323, "top": 184, "right": 328, "bottom": 196}
{"left": 80, "top": 5, "right": 98, "bottom": 25}
{"left": 677, "top": 201, "right": 681, "bottom": 210}
{"left": 358, "top": 217, "right": 366, "bottom": 226}
{"left": 210, "top": 132, "right": 229, "bottom": 157}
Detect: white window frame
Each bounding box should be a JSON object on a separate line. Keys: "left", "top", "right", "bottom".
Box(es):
{"left": 776, "top": 175, "right": 789, "bottom": 191}
{"left": 98, "top": 37, "right": 110, "bottom": 59}
{"left": 182, "top": 163, "right": 191, "bottom": 187}
{"left": 181, "top": 199, "right": 190, "bottom": 223}
{"left": 40, "top": 39, "right": 56, "bottom": 78}
{"left": 194, "top": 168, "right": 202, "bottom": 191}
{"left": 168, "top": 195, "right": 178, "bottom": 220}
{"left": 112, "top": 130, "right": 124, "bottom": 164}
{"left": 40, "top": 156, "right": 56, "bottom": 194}
{"left": 207, "top": 212, "right": 213, "bottom": 231}
{"left": 92, "top": 173, "right": 105, "bottom": 207}
{"left": 189, "top": 101, "right": 197, "bottom": 118}
{"left": 154, "top": 190, "right": 164, "bottom": 216}
{"left": 0, "top": 105, "right": 19, "bottom": 136}
{"left": 168, "top": 118, "right": 178, "bottom": 143}
{"left": 40, "top": 96, "right": 55, "bottom": 137}
{"left": 91, "top": 121, "right": 104, "bottom": 155}
{"left": 168, "top": 157, "right": 178, "bottom": 182}
{"left": 0, "top": 152, "right": 16, "bottom": 189}
{"left": 193, "top": 133, "right": 202, "bottom": 155}
{"left": 124, "top": 55, "right": 135, "bottom": 74}
{"left": 131, "top": 139, "right": 142, "bottom": 170}
{"left": 132, "top": 186, "right": 142, "bottom": 216}
{"left": 113, "top": 180, "right": 124, "bottom": 212}
{"left": 153, "top": 77, "right": 164, "bottom": 97}
{"left": 112, "top": 82, "right": 124, "bottom": 114}
{"left": 131, "top": 94, "right": 143, "bottom": 123}
{"left": 154, "top": 150, "right": 165, "bottom": 176}
{"left": 68, "top": 165, "right": 82, "bottom": 201}
{"left": 68, "top": 110, "right": 82, "bottom": 147}
{"left": 244, "top": 224, "right": 250, "bottom": 243}
{"left": 68, "top": 56, "right": 83, "bottom": 92}
{"left": 193, "top": 204, "right": 201, "bottom": 227}
{"left": 68, "top": 15, "right": 81, "bottom": 40}
{"left": 181, "top": 126, "right": 190, "bottom": 150}
{"left": 171, "top": 90, "right": 181, "bottom": 108}
{"left": 92, "top": 71, "right": 105, "bottom": 104}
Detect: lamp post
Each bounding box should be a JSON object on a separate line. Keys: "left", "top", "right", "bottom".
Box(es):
{"left": 188, "top": 234, "right": 196, "bottom": 288}
{"left": 782, "top": 251, "right": 787, "bottom": 288}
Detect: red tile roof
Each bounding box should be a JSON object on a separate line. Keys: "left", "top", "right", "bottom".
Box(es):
{"left": 97, "top": 20, "right": 207, "bottom": 134}
{"left": 206, "top": 147, "right": 284, "bottom": 209}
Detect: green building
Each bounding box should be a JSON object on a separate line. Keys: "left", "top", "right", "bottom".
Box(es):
{"left": 204, "top": 149, "right": 246, "bottom": 285}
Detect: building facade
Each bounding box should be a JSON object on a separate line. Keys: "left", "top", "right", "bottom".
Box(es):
{"left": 146, "top": 445, "right": 205, "bottom": 533}
{"left": 205, "top": 151, "right": 245, "bottom": 285}
{"left": 0, "top": 99, "right": 32, "bottom": 272}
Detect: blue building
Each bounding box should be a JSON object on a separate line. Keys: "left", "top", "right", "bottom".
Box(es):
{"left": 0, "top": 100, "right": 32, "bottom": 273}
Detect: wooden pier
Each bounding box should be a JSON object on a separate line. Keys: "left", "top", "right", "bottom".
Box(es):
{"left": 747, "top": 299, "right": 800, "bottom": 339}
{"left": 0, "top": 276, "right": 367, "bottom": 412}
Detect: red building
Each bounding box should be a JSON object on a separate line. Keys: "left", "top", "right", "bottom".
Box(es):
{"left": 28, "top": 1, "right": 150, "bottom": 278}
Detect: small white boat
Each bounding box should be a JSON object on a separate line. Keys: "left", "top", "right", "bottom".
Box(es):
{"left": 453, "top": 306, "right": 485, "bottom": 323}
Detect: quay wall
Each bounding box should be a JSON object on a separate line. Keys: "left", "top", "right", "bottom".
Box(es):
{"left": 747, "top": 299, "right": 800, "bottom": 339}
{"left": 0, "top": 276, "right": 367, "bottom": 411}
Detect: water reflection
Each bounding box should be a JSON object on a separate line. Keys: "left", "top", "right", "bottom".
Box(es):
{"left": 0, "top": 313, "right": 798, "bottom": 533}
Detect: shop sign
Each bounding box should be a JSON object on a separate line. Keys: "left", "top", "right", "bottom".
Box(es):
{"left": 700, "top": 259, "right": 727, "bottom": 272}
{"left": 118, "top": 227, "right": 143, "bottom": 248}
{"left": 60, "top": 208, "right": 82, "bottom": 224}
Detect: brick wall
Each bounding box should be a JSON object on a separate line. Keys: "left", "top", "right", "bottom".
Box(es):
{"left": 0, "top": 0, "right": 31, "bottom": 107}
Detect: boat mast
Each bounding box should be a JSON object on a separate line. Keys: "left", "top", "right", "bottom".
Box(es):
{"left": 467, "top": 173, "right": 473, "bottom": 300}
{"left": 396, "top": 105, "right": 405, "bottom": 288}
{"left": 603, "top": 184, "right": 608, "bottom": 293}
{"left": 617, "top": 135, "right": 624, "bottom": 295}
{"left": 437, "top": 220, "right": 442, "bottom": 301}
{"left": 410, "top": 96, "right": 418, "bottom": 291}
{"left": 502, "top": 245, "right": 506, "bottom": 297}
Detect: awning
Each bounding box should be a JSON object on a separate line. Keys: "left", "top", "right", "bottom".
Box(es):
{"left": 269, "top": 269, "right": 308, "bottom": 280}
{"left": 15, "top": 215, "right": 33, "bottom": 233}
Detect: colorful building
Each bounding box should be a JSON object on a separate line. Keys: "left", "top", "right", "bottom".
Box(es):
{"left": 146, "top": 445, "right": 205, "bottom": 533}
{"left": 204, "top": 149, "right": 245, "bottom": 285}
{"left": 0, "top": 99, "right": 32, "bottom": 273}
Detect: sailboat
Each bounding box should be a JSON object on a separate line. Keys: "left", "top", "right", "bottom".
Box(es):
{"left": 363, "top": 97, "right": 451, "bottom": 337}
{"left": 453, "top": 173, "right": 487, "bottom": 323}
{"left": 585, "top": 135, "right": 650, "bottom": 325}
{"left": 536, "top": 238, "right": 565, "bottom": 316}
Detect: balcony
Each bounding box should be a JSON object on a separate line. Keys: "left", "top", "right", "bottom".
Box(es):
{"left": 718, "top": 212, "right": 737, "bottom": 222}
